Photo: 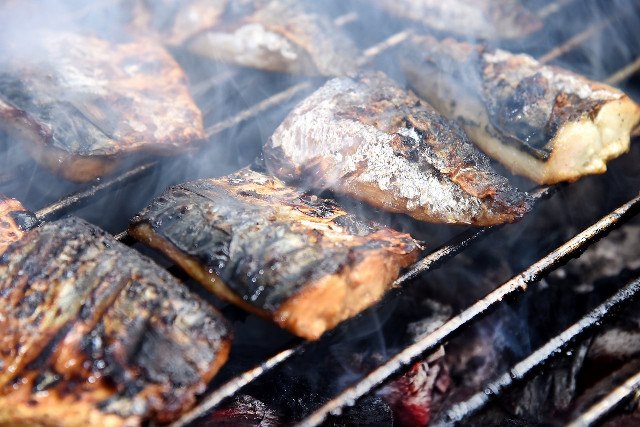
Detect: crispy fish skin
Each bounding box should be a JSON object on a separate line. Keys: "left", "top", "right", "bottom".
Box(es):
{"left": 0, "top": 217, "right": 231, "bottom": 426}
{"left": 0, "top": 32, "right": 204, "bottom": 182}
{"left": 402, "top": 36, "right": 640, "bottom": 184}
{"left": 372, "top": 0, "right": 542, "bottom": 40}
{"left": 186, "top": 0, "right": 359, "bottom": 76}
{"left": 0, "top": 195, "right": 37, "bottom": 254}
{"left": 129, "top": 169, "right": 420, "bottom": 340}
{"left": 264, "top": 72, "right": 531, "bottom": 226}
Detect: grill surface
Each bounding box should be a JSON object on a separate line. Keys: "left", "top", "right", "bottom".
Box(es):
{"left": 2, "top": 0, "right": 640, "bottom": 425}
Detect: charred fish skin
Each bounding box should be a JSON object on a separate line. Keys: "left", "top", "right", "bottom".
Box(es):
{"left": 264, "top": 71, "right": 531, "bottom": 226}
{"left": 402, "top": 36, "right": 640, "bottom": 184}
{"left": 0, "top": 31, "right": 204, "bottom": 182}
{"left": 186, "top": 0, "right": 359, "bottom": 76}
{"left": 371, "top": 0, "right": 542, "bottom": 40}
{"left": 129, "top": 169, "right": 421, "bottom": 340}
{"left": 0, "top": 217, "right": 232, "bottom": 427}
{"left": 0, "top": 195, "right": 37, "bottom": 254}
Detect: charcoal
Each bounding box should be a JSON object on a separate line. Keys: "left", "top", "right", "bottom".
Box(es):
{"left": 193, "top": 395, "right": 282, "bottom": 427}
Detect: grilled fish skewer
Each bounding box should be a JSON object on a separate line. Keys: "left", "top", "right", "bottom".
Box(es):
{"left": 0, "top": 214, "right": 231, "bottom": 426}
{"left": 402, "top": 36, "right": 640, "bottom": 184}
{"left": 265, "top": 72, "right": 531, "bottom": 226}
{"left": 130, "top": 169, "right": 421, "bottom": 340}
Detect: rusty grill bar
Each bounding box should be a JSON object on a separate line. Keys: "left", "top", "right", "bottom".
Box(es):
{"left": 8, "top": 1, "right": 640, "bottom": 425}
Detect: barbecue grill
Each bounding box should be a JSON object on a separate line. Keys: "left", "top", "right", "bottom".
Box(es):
{"left": 2, "top": 0, "right": 640, "bottom": 425}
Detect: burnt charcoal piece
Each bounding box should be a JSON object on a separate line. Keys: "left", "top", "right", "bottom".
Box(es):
{"left": 333, "top": 395, "right": 394, "bottom": 427}
{"left": 265, "top": 71, "right": 531, "bottom": 226}
{"left": 129, "top": 168, "right": 421, "bottom": 340}
{"left": 372, "top": 0, "right": 542, "bottom": 40}
{"left": 0, "top": 195, "right": 37, "bottom": 254}
{"left": 193, "top": 394, "right": 282, "bottom": 427}
{"left": 186, "top": 0, "right": 359, "bottom": 76}
{"left": 402, "top": 36, "right": 640, "bottom": 184}
{"left": 379, "top": 351, "right": 450, "bottom": 427}
{"left": 0, "top": 31, "right": 204, "bottom": 182}
{"left": 0, "top": 217, "right": 231, "bottom": 426}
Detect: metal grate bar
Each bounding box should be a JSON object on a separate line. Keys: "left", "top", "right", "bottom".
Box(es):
{"left": 297, "top": 191, "right": 640, "bottom": 427}
{"left": 536, "top": 0, "right": 576, "bottom": 20}
{"left": 567, "top": 370, "right": 640, "bottom": 427}
{"left": 358, "top": 29, "right": 413, "bottom": 67}
{"left": 538, "top": 18, "right": 611, "bottom": 65}
{"left": 170, "top": 346, "right": 302, "bottom": 427}
{"left": 433, "top": 276, "right": 640, "bottom": 426}
{"left": 34, "top": 162, "right": 157, "bottom": 222}
{"left": 169, "top": 192, "right": 552, "bottom": 426}
{"left": 607, "top": 56, "right": 640, "bottom": 85}
{"left": 204, "top": 81, "right": 312, "bottom": 137}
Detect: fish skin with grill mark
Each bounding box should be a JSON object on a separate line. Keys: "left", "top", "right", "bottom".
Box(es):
{"left": 401, "top": 36, "right": 640, "bottom": 184}
{"left": 0, "top": 195, "right": 37, "bottom": 254}
{"left": 185, "top": 0, "right": 359, "bottom": 76}
{"left": 129, "top": 169, "right": 421, "bottom": 340}
{"left": 264, "top": 71, "right": 531, "bottom": 226}
{"left": 0, "top": 217, "right": 232, "bottom": 427}
{"left": 371, "top": 0, "right": 542, "bottom": 40}
{"left": 0, "top": 31, "right": 204, "bottom": 182}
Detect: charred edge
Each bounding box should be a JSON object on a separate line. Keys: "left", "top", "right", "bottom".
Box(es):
{"left": 8, "top": 210, "right": 39, "bottom": 232}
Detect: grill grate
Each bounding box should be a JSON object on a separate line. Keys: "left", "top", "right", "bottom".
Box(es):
{"left": 298, "top": 191, "right": 640, "bottom": 427}
{"left": 6, "top": 0, "right": 640, "bottom": 425}
{"left": 568, "top": 368, "right": 640, "bottom": 426}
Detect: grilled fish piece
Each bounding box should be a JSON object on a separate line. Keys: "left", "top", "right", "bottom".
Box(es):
{"left": 0, "top": 195, "right": 37, "bottom": 254}
{"left": 264, "top": 72, "right": 531, "bottom": 226}
{"left": 0, "top": 217, "right": 231, "bottom": 426}
{"left": 186, "top": 0, "right": 359, "bottom": 76}
{"left": 128, "top": 0, "right": 228, "bottom": 45}
{"left": 129, "top": 169, "right": 420, "bottom": 340}
{"left": 371, "top": 0, "right": 542, "bottom": 40}
{"left": 0, "top": 31, "right": 204, "bottom": 182}
{"left": 402, "top": 36, "right": 640, "bottom": 184}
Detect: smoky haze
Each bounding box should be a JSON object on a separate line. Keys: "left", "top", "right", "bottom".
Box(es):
{"left": 0, "top": 1, "right": 639, "bottom": 425}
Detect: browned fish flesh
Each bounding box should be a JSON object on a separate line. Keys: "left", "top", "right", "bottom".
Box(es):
{"left": 0, "top": 216, "right": 232, "bottom": 427}
{"left": 186, "top": 0, "right": 359, "bottom": 76}
{"left": 0, "top": 195, "right": 37, "bottom": 254}
{"left": 0, "top": 31, "right": 204, "bottom": 182}
{"left": 372, "top": 0, "right": 542, "bottom": 40}
{"left": 264, "top": 71, "right": 531, "bottom": 226}
{"left": 127, "top": 0, "right": 228, "bottom": 45}
{"left": 401, "top": 36, "right": 640, "bottom": 184}
{"left": 129, "top": 169, "right": 421, "bottom": 340}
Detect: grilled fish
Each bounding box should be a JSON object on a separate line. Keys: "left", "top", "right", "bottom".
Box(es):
{"left": 264, "top": 72, "right": 531, "bottom": 226}
{"left": 129, "top": 169, "right": 420, "bottom": 340}
{"left": 0, "top": 216, "right": 231, "bottom": 427}
{"left": 186, "top": 0, "right": 359, "bottom": 76}
{"left": 371, "top": 0, "right": 542, "bottom": 40}
{"left": 0, "top": 195, "right": 37, "bottom": 254}
{"left": 0, "top": 31, "right": 204, "bottom": 182}
{"left": 401, "top": 36, "right": 640, "bottom": 184}
{"left": 128, "top": 0, "right": 228, "bottom": 45}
